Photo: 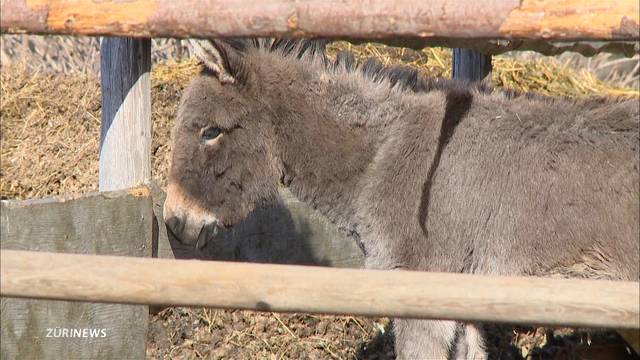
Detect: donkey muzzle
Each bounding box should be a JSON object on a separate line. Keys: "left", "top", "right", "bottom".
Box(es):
{"left": 164, "top": 183, "right": 222, "bottom": 249}
{"left": 165, "top": 214, "right": 220, "bottom": 249}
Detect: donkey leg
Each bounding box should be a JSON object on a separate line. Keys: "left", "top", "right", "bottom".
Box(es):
{"left": 394, "top": 318, "right": 458, "bottom": 360}
{"left": 453, "top": 323, "right": 488, "bottom": 360}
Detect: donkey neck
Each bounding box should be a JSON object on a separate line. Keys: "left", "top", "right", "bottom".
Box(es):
{"left": 259, "top": 63, "right": 397, "bottom": 229}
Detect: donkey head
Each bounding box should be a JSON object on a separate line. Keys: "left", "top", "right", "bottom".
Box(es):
{"left": 164, "top": 39, "right": 292, "bottom": 248}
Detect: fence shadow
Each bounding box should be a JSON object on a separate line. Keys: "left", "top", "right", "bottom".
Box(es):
{"left": 150, "top": 182, "right": 364, "bottom": 267}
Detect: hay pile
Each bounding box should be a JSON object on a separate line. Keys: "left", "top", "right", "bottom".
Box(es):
{"left": 327, "top": 42, "right": 640, "bottom": 97}
{"left": 0, "top": 64, "right": 101, "bottom": 199}
{"left": 1, "top": 42, "right": 638, "bottom": 359}
{"left": 0, "top": 59, "right": 197, "bottom": 200}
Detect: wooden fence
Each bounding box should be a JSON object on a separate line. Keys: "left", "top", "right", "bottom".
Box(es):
{"left": 2, "top": 249, "right": 639, "bottom": 329}
{"left": 0, "top": 189, "right": 153, "bottom": 359}
{"left": 1, "top": 0, "right": 639, "bottom": 358}
{"left": 2, "top": 0, "right": 639, "bottom": 40}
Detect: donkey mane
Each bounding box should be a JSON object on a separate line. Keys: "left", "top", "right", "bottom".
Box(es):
{"left": 211, "top": 38, "right": 625, "bottom": 106}
{"left": 211, "top": 38, "right": 485, "bottom": 93}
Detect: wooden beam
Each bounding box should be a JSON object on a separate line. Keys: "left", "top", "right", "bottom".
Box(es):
{"left": 0, "top": 189, "right": 153, "bottom": 360}
{"left": 99, "top": 37, "right": 151, "bottom": 192}
{"left": 2, "top": 250, "right": 639, "bottom": 329}
{"left": 1, "top": 0, "right": 638, "bottom": 41}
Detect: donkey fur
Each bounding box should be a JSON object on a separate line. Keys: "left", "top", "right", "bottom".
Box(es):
{"left": 166, "top": 39, "right": 640, "bottom": 359}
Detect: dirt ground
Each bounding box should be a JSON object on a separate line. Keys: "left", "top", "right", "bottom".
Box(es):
{"left": 1, "top": 35, "right": 638, "bottom": 359}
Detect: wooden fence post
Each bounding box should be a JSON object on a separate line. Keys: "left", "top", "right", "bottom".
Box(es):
{"left": 452, "top": 48, "right": 492, "bottom": 82}
{"left": 99, "top": 37, "right": 152, "bottom": 191}
{"left": 97, "top": 36, "right": 152, "bottom": 357}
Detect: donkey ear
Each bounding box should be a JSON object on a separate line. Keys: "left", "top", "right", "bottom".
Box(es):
{"left": 188, "top": 39, "right": 241, "bottom": 84}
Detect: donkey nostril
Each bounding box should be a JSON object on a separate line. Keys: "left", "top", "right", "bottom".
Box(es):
{"left": 207, "top": 223, "right": 220, "bottom": 244}
{"left": 196, "top": 224, "right": 209, "bottom": 250}
{"left": 210, "top": 225, "right": 219, "bottom": 238}
{"left": 196, "top": 222, "right": 220, "bottom": 249}
{"left": 166, "top": 216, "right": 184, "bottom": 236}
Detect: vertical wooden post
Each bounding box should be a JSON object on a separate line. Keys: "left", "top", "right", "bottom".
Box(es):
{"left": 97, "top": 37, "right": 152, "bottom": 357}
{"left": 452, "top": 48, "right": 492, "bottom": 82}
{"left": 99, "top": 37, "right": 152, "bottom": 192}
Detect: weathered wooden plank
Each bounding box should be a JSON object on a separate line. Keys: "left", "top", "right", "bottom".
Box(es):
{"left": 99, "top": 37, "right": 151, "bottom": 192}
{"left": 452, "top": 48, "right": 492, "bottom": 82}
{"left": 148, "top": 181, "right": 364, "bottom": 267}
{"left": 0, "top": 188, "right": 153, "bottom": 360}
{"left": 2, "top": 250, "right": 639, "bottom": 329}
{"left": 1, "top": 0, "right": 638, "bottom": 41}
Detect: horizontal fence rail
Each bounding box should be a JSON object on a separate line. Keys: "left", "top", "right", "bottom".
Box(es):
{"left": 1, "top": 250, "right": 638, "bottom": 329}
{"left": 1, "top": 0, "right": 639, "bottom": 40}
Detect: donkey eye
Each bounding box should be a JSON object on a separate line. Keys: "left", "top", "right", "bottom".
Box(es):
{"left": 201, "top": 127, "right": 222, "bottom": 141}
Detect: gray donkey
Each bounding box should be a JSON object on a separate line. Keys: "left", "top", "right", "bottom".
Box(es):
{"left": 163, "top": 39, "right": 639, "bottom": 359}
